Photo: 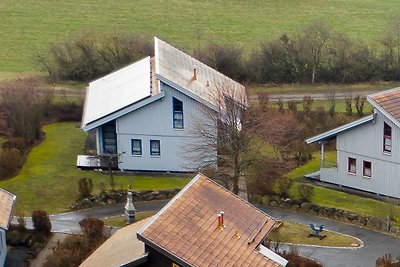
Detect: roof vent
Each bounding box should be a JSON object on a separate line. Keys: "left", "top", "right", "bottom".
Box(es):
{"left": 193, "top": 65, "right": 197, "bottom": 81}
{"left": 218, "top": 211, "right": 225, "bottom": 229}
{"left": 206, "top": 80, "right": 210, "bottom": 87}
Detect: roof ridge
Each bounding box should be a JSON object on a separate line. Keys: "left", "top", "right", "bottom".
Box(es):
{"left": 154, "top": 37, "right": 244, "bottom": 89}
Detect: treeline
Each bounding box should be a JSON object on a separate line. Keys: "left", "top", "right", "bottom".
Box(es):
{"left": 38, "top": 19, "right": 400, "bottom": 84}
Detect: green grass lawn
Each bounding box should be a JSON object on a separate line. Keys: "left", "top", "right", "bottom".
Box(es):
{"left": 1, "top": 0, "right": 400, "bottom": 73}
{"left": 286, "top": 151, "right": 400, "bottom": 224}
{"left": 103, "top": 211, "right": 157, "bottom": 228}
{"left": 0, "top": 122, "right": 190, "bottom": 214}
{"left": 268, "top": 221, "right": 361, "bottom": 247}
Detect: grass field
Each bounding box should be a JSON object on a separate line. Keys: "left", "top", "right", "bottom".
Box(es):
{"left": 1, "top": 0, "right": 400, "bottom": 73}
{"left": 103, "top": 211, "right": 156, "bottom": 228}
{"left": 0, "top": 122, "right": 190, "bottom": 214}
{"left": 268, "top": 221, "right": 361, "bottom": 247}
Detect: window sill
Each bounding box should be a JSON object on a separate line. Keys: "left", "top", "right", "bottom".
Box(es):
{"left": 150, "top": 155, "right": 161, "bottom": 158}
{"left": 348, "top": 172, "right": 357, "bottom": 176}
{"left": 131, "top": 154, "right": 142, "bottom": 157}
{"left": 363, "top": 175, "right": 371, "bottom": 179}
{"left": 383, "top": 152, "right": 392, "bottom": 156}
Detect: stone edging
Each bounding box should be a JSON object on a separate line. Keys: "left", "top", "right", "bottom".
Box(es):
{"left": 252, "top": 194, "right": 400, "bottom": 238}
{"left": 68, "top": 189, "right": 180, "bottom": 211}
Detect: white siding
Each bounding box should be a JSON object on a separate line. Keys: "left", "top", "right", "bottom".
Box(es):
{"left": 321, "top": 111, "right": 400, "bottom": 198}
{"left": 116, "top": 82, "right": 215, "bottom": 172}
{"left": 0, "top": 229, "right": 6, "bottom": 267}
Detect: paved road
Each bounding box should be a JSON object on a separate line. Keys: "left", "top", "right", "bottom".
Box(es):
{"left": 260, "top": 206, "right": 400, "bottom": 267}
{"left": 13, "top": 200, "right": 168, "bottom": 234}
{"left": 14, "top": 201, "right": 400, "bottom": 266}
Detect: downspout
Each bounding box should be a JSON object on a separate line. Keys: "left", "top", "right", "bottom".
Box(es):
{"left": 319, "top": 141, "right": 325, "bottom": 169}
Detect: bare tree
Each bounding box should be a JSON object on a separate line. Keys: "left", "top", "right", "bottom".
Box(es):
{"left": 295, "top": 21, "right": 331, "bottom": 84}
{"left": 95, "top": 152, "right": 125, "bottom": 191}
{"left": 186, "top": 84, "right": 250, "bottom": 195}
{"left": 0, "top": 77, "right": 44, "bottom": 142}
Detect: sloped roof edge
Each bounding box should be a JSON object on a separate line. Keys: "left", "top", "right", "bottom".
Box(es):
{"left": 82, "top": 91, "right": 165, "bottom": 131}
{"left": 306, "top": 113, "right": 376, "bottom": 144}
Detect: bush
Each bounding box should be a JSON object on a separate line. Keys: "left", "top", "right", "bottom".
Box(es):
{"left": 37, "top": 30, "right": 153, "bottom": 82}
{"left": 32, "top": 210, "right": 52, "bottom": 235}
{"left": 276, "top": 177, "right": 293, "bottom": 198}
{"left": 79, "top": 217, "right": 105, "bottom": 241}
{"left": 0, "top": 148, "right": 23, "bottom": 178}
{"left": 297, "top": 184, "right": 315, "bottom": 202}
{"left": 376, "top": 253, "right": 400, "bottom": 267}
{"left": 78, "top": 177, "right": 94, "bottom": 199}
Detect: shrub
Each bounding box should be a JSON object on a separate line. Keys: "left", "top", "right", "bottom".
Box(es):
{"left": 297, "top": 184, "right": 315, "bottom": 202}
{"left": 0, "top": 148, "right": 23, "bottom": 178}
{"left": 79, "top": 217, "right": 105, "bottom": 242}
{"left": 32, "top": 210, "right": 52, "bottom": 235}
{"left": 2, "top": 137, "right": 28, "bottom": 152}
{"left": 276, "top": 177, "right": 293, "bottom": 198}
{"left": 376, "top": 253, "right": 400, "bottom": 267}
{"left": 78, "top": 177, "right": 94, "bottom": 199}
{"left": 37, "top": 30, "right": 153, "bottom": 82}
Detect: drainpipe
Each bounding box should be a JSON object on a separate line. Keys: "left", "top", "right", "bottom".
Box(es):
{"left": 320, "top": 141, "right": 325, "bottom": 168}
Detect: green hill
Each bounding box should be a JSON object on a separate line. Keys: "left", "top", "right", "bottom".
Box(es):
{"left": 1, "top": 0, "right": 399, "bottom": 74}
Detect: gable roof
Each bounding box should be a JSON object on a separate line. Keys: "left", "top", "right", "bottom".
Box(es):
{"left": 155, "top": 38, "right": 247, "bottom": 110}
{"left": 0, "top": 188, "right": 16, "bottom": 230}
{"left": 137, "top": 173, "right": 284, "bottom": 267}
{"left": 81, "top": 38, "right": 247, "bottom": 131}
{"left": 368, "top": 87, "right": 400, "bottom": 128}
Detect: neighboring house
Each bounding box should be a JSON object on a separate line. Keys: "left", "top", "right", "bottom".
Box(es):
{"left": 135, "top": 173, "right": 287, "bottom": 267}
{"left": 80, "top": 174, "right": 287, "bottom": 267}
{"left": 306, "top": 88, "right": 400, "bottom": 198}
{"left": 79, "top": 37, "right": 246, "bottom": 172}
{"left": 0, "top": 188, "right": 16, "bottom": 267}
{"left": 80, "top": 216, "right": 154, "bottom": 267}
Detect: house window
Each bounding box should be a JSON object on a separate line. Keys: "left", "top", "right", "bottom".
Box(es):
{"left": 363, "top": 161, "right": 372, "bottom": 178}
{"left": 131, "top": 139, "right": 142, "bottom": 155}
{"left": 150, "top": 140, "right": 160, "bottom": 156}
{"left": 348, "top": 157, "right": 356, "bottom": 174}
{"left": 384, "top": 122, "right": 392, "bottom": 154}
{"left": 173, "top": 97, "right": 183, "bottom": 129}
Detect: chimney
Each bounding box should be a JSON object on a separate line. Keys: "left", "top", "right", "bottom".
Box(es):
{"left": 193, "top": 65, "right": 197, "bottom": 80}
{"left": 220, "top": 211, "right": 224, "bottom": 226}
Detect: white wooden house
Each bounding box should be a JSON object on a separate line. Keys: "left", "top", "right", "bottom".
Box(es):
{"left": 80, "top": 37, "right": 246, "bottom": 172}
{"left": 0, "top": 188, "right": 16, "bottom": 266}
{"left": 306, "top": 88, "right": 400, "bottom": 198}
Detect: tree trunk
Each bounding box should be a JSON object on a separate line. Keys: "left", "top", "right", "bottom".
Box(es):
{"left": 311, "top": 67, "right": 316, "bottom": 84}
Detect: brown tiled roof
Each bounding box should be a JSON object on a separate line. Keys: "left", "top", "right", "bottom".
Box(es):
{"left": 370, "top": 88, "right": 400, "bottom": 122}
{"left": 0, "top": 188, "right": 16, "bottom": 230}
{"left": 138, "top": 174, "right": 280, "bottom": 267}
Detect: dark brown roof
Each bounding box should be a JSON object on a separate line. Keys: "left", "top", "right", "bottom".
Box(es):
{"left": 0, "top": 188, "right": 16, "bottom": 230}
{"left": 370, "top": 89, "right": 400, "bottom": 122}
{"left": 137, "top": 174, "right": 281, "bottom": 267}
